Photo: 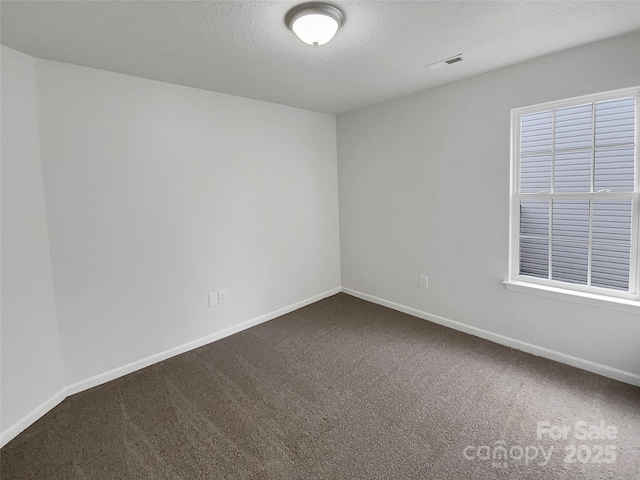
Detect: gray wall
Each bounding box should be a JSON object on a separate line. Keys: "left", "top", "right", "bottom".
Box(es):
{"left": 1, "top": 46, "right": 66, "bottom": 437}
{"left": 337, "top": 32, "right": 640, "bottom": 377}
{"left": 35, "top": 59, "right": 342, "bottom": 386}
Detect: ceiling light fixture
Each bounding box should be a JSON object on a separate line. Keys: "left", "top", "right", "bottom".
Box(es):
{"left": 285, "top": 3, "right": 344, "bottom": 46}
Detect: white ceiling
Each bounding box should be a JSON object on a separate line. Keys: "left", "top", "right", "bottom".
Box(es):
{"left": 1, "top": 1, "right": 639, "bottom": 114}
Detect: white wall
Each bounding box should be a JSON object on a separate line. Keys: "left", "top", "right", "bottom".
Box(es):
{"left": 34, "top": 60, "right": 341, "bottom": 386}
{"left": 337, "top": 32, "right": 640, "bottom": 378}
{"left": 1, "top": 46, "right": 66, "bottom": 437}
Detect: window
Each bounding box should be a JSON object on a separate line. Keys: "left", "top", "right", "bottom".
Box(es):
{"left": 509, "top": 87, "right": 639, "bottom": 304}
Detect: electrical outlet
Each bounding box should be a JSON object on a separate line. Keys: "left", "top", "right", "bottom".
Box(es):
{"left": 208, "top": 292, "right": 219, "bottom": 307}
{"left": 419, "top": 274, "right": 429, "bottom": 289}
{"left": 218, "top": 289, "right": 228, "bottom": 304}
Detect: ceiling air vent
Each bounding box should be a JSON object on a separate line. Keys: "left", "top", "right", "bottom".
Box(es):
{"left": 425, "top": 54, "right": 467, "bottom": 70}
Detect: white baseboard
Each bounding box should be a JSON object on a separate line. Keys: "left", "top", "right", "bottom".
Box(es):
{"left": 66, "top": 287, "right": 342, "bottom": 396}
{"left": 1, "top": 287, "right": 341, "bottom": 448}
{"left": 3, "top": 284, "right": 636, "bottom": 449}
{"left": 0, "top": 388, "right": 67, "bottom": 448}
{"left": 341, "top": 287, "right": 640, "bottom": 387}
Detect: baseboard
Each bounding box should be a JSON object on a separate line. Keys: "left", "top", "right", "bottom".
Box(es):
{"left": 2, "top": 286, "right": 342, "bottom": 448}
{"left": 0, "top": 387, "right": 67, "bottom": 448}
{"left": 341, "top": 287, "right": 640, "bottom": 387}
{"left": 4, "top": 284, "right": 635, "bottom": 450}
{"left": 66, "top": 287, "right": 342, "bottom": 396}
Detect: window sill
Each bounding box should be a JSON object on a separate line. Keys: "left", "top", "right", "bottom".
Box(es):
{"left": 503, "top": 280, "right": 640, "bottom": 315}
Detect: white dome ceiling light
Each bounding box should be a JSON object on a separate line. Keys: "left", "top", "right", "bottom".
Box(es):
{"left": 285, "top": 3, "right": 344, "bottom": 46}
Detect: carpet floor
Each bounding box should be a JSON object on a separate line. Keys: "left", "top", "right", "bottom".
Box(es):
{"left": 1, "top": 293, "right": 639, "bottom": 479}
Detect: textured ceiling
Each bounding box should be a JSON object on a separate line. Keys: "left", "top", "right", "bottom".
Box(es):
{"left": 1, "top": 1, "right": 639, "bottom": 114}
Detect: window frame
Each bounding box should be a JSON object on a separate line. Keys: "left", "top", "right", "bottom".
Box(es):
{"left": 508, "top": 87, "right": 640, "bottom": 304}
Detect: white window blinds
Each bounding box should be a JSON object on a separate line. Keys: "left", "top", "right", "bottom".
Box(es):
{"left": 514, "top": 91, "right": 638, "bottom": 297}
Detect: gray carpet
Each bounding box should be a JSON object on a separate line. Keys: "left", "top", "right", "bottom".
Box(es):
{"left": 1, "top": 293, "right": 639, "bottom": 479}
